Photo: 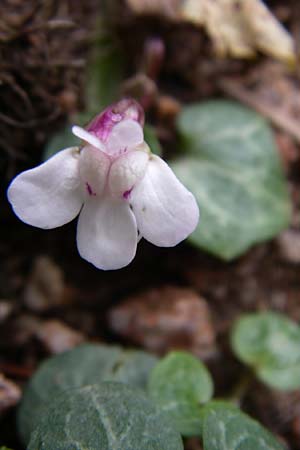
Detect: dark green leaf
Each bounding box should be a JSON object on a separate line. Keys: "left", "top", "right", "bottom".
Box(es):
{"left": 202, "top": 401, "right": 285, "bottom": 450}
{"left": 86, "top": 43, "right": 124, "bottom": 114}
{"left": 144, "top": 124, "right": 162, "bottom": 156}
{"left": 18, "top": 343, "right": 157, "bottom": 445}
{"left": 231, "top": 312, "right": 300, "bottom": 390}
{"left": 112, "top": 349, "right": 159, "bottom": 387}
{"left": 28, "top": 382, "right": 184, "bottom": 450}
{"left": 173, "top": 100, "right": 291, "bottom": 260}
{"left": 43, "top": 125, "right": 79, "bottom": 161}
{"left": 148, "top": 351, "right": 213, "bottom": 436}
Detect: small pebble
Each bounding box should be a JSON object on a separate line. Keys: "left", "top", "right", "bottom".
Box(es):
{"left": 35, "top": 319, "right": 85, "bottom": 354}
{"left": 277, "top": 230, "right": 300, "bottom": 264}
{"left": 0, "top": 373, "right": 21, "bottom": 415}
{"left": 109, "top": 285, "right": 217, "bottom": 359}
{"left": 23, "top": 256, "right": 66, "bottom": 312}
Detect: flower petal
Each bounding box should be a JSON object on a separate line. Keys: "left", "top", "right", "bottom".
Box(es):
{"left": 79, "top": 146, "right": 111, "bottom": 197}
{"left": 72, "top": 126, "right": 106, "bottom": 152}
{"left": 7, "top": 147, "right": 83, "bottom": 229}
{"left": 130, "top": 155, "right": 199, "bottom": 246}
{"left": 86, "top": 99, "right": 144, "bottom": 141}
{"left": 106, "top": 119, "right": 144, "bottom": 156}
{"left": 108, "top": 150, "right": 149, "bottom": 198}
{"left": 76, "top": 196, "right": 138, "bottom": 270}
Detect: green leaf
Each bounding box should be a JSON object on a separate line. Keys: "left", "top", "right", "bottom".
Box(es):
{"left": 144, "top": 124, "right": 162, "bottom": 156}
{"left": 28, "top": 382, "right": 184, "bottom": 450}
{"left": 173, "top": 100, "right": 291, "bottom": 260}
{"left": 202, "top": 401, "right": 285, "bottom": 450}
{"left": 18, "top": 343, "right": 158, "bottom": 445}
{"left": 110, "top": 349, "right": 159, "bottom": 387}
{"left": 258, "top": 363, "right": 300, "bottom": 391}
{"left": 148, "top": 351, "right": 213, "bottom": 436}
{"left": 0, "top": 447, "right": 14, "bottom": 450}
{"left": 86, "top": 43, "right": 124, "bottom": 114}
{"left": 43, "top": 125, "right": 79, "bottom": 161}
{"left": 231, "top": 312, "right": 300, "bottom": 390}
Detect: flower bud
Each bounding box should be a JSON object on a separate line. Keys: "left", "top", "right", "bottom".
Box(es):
{"left": 86, "top": 99, "right": 145, "bottom": 142}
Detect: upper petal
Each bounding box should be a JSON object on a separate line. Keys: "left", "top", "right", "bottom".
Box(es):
{"left": 77, "top": 196, "right": 138, "bottom": 270}
{"left": 86, "top": 98, "right": 145, "bottom": 142}
{"left": 79, "top": 146, "right": 111, "bottom": 197}
{"left": 7, "top": 147, "right": 83, "bottom": 229}
{"left": 106, "top": 120, "right": 144, "bottom": 156}
{"left": 108, "top": 149, "right": 149, "bottom": 199}
{"left": 130, "top": 155, "right": 200, "bottom": 247}
{"left": 72, "top": 126, "right": 106, "bottom": 152}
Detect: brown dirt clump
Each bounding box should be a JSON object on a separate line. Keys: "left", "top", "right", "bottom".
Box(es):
{"left": 0, "top": 0, "right": 97, "bottom": 179}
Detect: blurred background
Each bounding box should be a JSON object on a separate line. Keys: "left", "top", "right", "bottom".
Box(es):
{"left": 0, "top": 0, "right": 300, "bottom": 448}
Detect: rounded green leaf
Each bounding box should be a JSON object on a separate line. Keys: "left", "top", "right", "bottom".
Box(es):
{"left": 28, "top": 382, "right": 184, "bottom": 450}
{"left": 111, "top": 349, "right": 159, "bottom": 387}
{"left": 231, "top": 312, "right": 300, "bottom": 390}
{"left": 148, "top": 351, "right": 213, "bottom": 436}
{"left": 144, "top": 124, "right": 162, "bottom": 156}
{"left": 173, "top": 100, "right": 291, "bottom": 260}
{"left": 258, "top": 363, "right": 300, "bottom": 391}
{"left": 18, "top": 344, "right": 158, "bottom": 445}
{"left": 202, "top": 401, "right": 285, "bottom": 450}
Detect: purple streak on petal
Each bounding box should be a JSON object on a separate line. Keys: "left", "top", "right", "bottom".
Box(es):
{"left": 86, "top": 99, "right": 144, "bottom": 142}
{"left": 123, "top": 188, "right": 133, "bottom": 200}
{"left": 86, "top": 182, "right": 96, "bottom": 196}
{"left": 87, "top": 109, "right": 121, "bottom": 142}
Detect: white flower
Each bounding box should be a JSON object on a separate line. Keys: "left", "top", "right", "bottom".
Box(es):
{"left": 7, "top": 100, "right": 199, "bottom": 270}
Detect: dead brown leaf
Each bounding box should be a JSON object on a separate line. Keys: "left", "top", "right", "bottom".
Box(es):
{"left": 126, "top": 0, "right": 296, "bottom": 64}
{"left": 182, "top": 0, "right": 295, "bottom": 64}
{"left": 126, "top": 0, "right": 180, "bottom": 18}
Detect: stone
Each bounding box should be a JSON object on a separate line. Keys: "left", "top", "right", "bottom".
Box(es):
{"left": 109, "top": 285, "right": 216, "bottom": 359}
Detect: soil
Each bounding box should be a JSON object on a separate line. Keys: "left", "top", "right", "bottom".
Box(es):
{"left": 0, "top": 0, "right": 300, "bottom": 449}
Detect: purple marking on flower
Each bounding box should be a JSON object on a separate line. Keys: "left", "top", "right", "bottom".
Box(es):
{"left": 87, "top": 109, "right": 121, "bottom": 142}
{"left": 86, "top": 99, "right": 145, "bottom": 142}
{"left": 86, "top": 182, "right": 96, "bottom": 196}
{"left": 123, "top": 188, "right": 133, "bottom": 200}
